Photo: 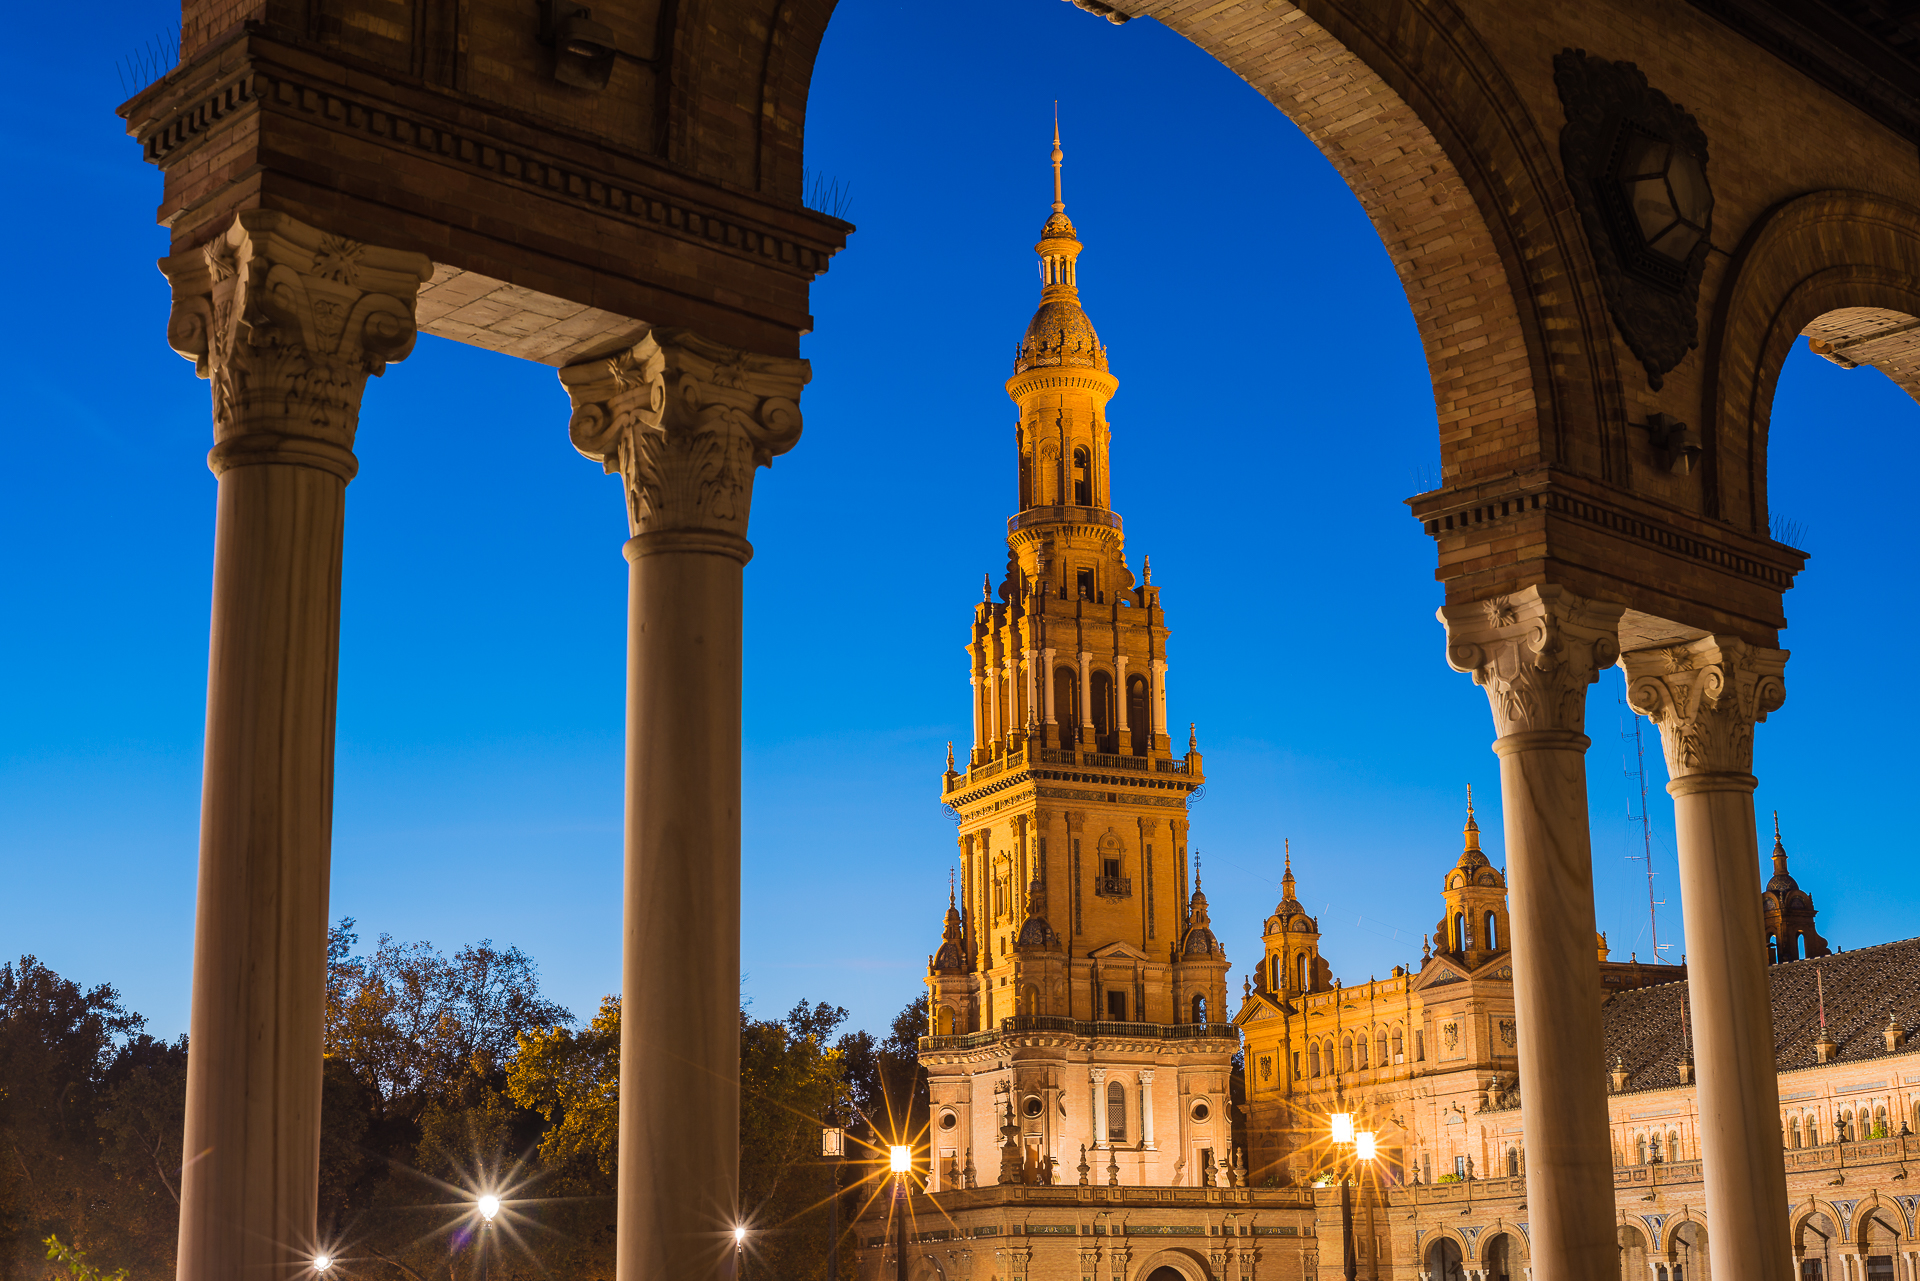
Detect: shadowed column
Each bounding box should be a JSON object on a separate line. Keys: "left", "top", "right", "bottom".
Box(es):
{"left": 561, "top": 331, "right": 806, "bottom": 1280}
{"left": 1622, "top": 636, "right": 1793, "bottom": 1281}
{"left": 1440, "top": 585, "right": 1624, "bottom": 1281}
{"left": 160, "top": 210, "right": 430, "bottom": 1281}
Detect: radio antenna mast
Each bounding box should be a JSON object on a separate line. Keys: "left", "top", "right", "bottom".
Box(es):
{"left": 1624, "top": 701, "right": 1665, "bottom": 961}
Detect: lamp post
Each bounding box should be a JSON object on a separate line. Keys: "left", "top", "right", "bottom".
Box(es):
{"left": 823, "top": 1126, "right": 846, "bottom": 1281}
{"left": 476, "top": 1195, "right": 500, "bottom": 1281}
{"left": 1328, "top": 1114, "right": 1375, "bottom": 1281}
{"left": 890, "top": 1145, "right": 912, "bottom": 1281}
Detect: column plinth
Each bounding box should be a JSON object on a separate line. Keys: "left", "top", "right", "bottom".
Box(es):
{"left": 160, "top": 210, "right": 430, "bottom": 1281}
{"left": 1622, "top": 635, "right": 1792, "bottom": 1281}
{"left": 1439, "top": 584, "right": 1623, "bottom": 1281}
{"left": 562, "top": 328, "right": 807, "bottom": 1281}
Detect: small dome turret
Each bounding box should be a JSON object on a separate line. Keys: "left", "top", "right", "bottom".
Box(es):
{"left": 932, "top": 881, "right": 970, "bottom": 973}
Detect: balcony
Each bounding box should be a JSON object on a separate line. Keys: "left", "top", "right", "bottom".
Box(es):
{"left": 1094, "top": 875, "right": 1132, "bottom": 898}
{"left": 1008, "top": 506, "right": 1123, "bottom": 536}
{"left": 919, "top": 1017, "right": 1241, "bottom": 1053}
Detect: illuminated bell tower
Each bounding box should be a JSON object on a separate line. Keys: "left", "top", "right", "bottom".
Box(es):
{"left": 1432, "top": 789, "right": 1511, "bottom": 968}
{"left": 919, "top": 125, "right": 1231, "bottom": 1194}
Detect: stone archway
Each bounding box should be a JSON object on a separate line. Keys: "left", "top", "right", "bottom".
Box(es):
{"left": 1618, "top": 1224, "right": 1650, "bottom": 1281}
{"left": 1133, "top": 1246, "right": 1213, "bottom": 1281}
{"left": 1427, "top": 1234, "right": 1468, "bottom": 1281}
{"left": 1484, "top": 1230, "right": 1523, "bottom": 1281}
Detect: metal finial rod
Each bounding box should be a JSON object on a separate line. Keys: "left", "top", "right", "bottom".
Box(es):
{"left": 1051, "top": 104, "right": 1064, "bottom": 213}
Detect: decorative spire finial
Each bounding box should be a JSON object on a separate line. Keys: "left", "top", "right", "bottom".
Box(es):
{"left": 983, "top": 573, "right": 992, "bottom": 603}
{"left": 1051, "top": 104, "right": 1064, "bottom": 215}
{"left": 946, "top": 740, "right": 955, "bottom": 772}
{"left": 1189, "top": 722, "right": 1198, "bottom": 752}
{"left": 1284, "top": 838, "right": 1292, "bottom": 874}
{"left": 949, "top": 866, "right": 956, "bottom": 906}
{"left": 1194, "top": 851, "right": 1201, "bottom": 892}
{"left": 1143, "top": 554, "right": 1151, "bottom": 584}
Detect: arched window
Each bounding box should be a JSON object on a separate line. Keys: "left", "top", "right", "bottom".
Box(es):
{"left": 1342, "top": 1036, "right": 1355, "bottom": 1072}
{"left": 1297, "top": 953, "right": 1309, "bottom": 992}
{"left": 1874, "top": 1105, "right": 1889, "bottom": 1137}
{"left": 1454, "top": 912, "right": 1467, "bottom": 950}
{"left": 1308, "top": 1042, "right": 1322, "bottom": 1077}
{"left": 1668, "top": 1130, "right": 1680, "bottom": 1160}
{"left": 1356, "top": 1035, "right": 1368, "bottom": 1069}
{"left": 1636, "top": 1135, "right": 1648, "bottom": 1165}
{"left": 936, "top": 1006, "right": 955, "bottom": 1036}
{"left": 1325, "top": 1040, "right": 1336, "bottom": 1074}
{"left": 1484, "top": 911, "right": 1498, "bottom": 951}
{"left": 1106, "top": 1079, "right": 1127, "bottom": 1141}
{"left": 1377, "top": 1030, "right": 1388, "bottom": 1066}
{"left": 1392, "top": 1027, "right": 1404, "bottom": 1062}
{"left": 1053, "top": 667, "right": 1078, "bottom": 749}
{"left": 1022, "top": 985, "right": 1038, "bottom": 1016}
{"left": 1506, "top": 1146, "right": 1519, "bottom": 1176}
{"left": 1090, "top": 669, "right": 1113, "bottom": 745}
{"left": 1072, "top": 447, "right": 1091, "bottom": 506}
{"left": 1191, "top": 994, "right": 1207, "bottom": 1023}
{"left": 1126, "top": 675, "right": 1150, "bottom": 756}
{"left": 1415, "top": 1029, "right": 1425, "bottom": 1061}
{"left": 1789, "top": 1116, "right": 1801, "bottom": 1149}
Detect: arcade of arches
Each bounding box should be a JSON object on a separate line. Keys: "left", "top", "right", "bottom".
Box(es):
{"left": 116, "top": 0, "right": 1920, "bottom": 1278}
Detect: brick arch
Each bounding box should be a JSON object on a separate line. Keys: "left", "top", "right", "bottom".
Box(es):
{"left": 1706, "top": 189, "right": 1920, "bottom": 535}
{"left": 1131, "top": 1246, "right": 1214, "bottom": 1281}
{"left": 1140, "top": 0, "right": 1623, "bottom": 490}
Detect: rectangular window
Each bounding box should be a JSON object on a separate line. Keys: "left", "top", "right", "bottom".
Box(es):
{"left": 1103, "top": 857, "right": 1120, "bottom": 879}
{"left": 1072, "top": 843, "right": 1083, "bottom": 935}
{"left": 1416, "top": 1030, "right": 1426, "bottom": 1061}
{"left": 1292, "top": 1052, "right": 1301, "bottom": 1079}
{"left": 1146, "top": 843, "right": 1155, "bottom": 938}
{"left": 1107, "top": 990, "right": 1127, "bottom": 1021}
{"left": 1454, "top": 1156, "right": 1465, "bottom": 1177}
{"left": 1077, "top": 568, "right": 1095, "bottom": 599}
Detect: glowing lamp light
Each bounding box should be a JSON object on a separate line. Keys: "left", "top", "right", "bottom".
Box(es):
{"left": 734, "top": 1226, "right": 748, "bottom": 1245}
{"left": 478, "top": 1195, "right": 500, "bottom": 1222}
{"left": 1355, "top": 1131, "right": 1378, "bottom": 1161}
{"left": 890, "top": 1145, "right": 912, "bottom": 1174}
{"left": 1330, "top": 1113, "right": 1355, "bottom": 1145}
{"left": 313, "top": 1257, "right": 333, "bottom": 1273}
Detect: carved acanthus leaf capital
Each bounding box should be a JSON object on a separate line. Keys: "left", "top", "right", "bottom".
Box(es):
{"left": 1619, "top": 636, "right": 1787, "bottom": 777}
{"left": 561, "top": 328, "right": 808, "bottom": 542}
{"left": 160, "top": 211, "right": 432, "bottom": 474}
{"left": 1439, "top": 586, "right": 1626, "bottom": 738}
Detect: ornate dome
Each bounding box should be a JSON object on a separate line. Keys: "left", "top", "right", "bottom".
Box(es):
{"left": 931, "top": 888, "right": 969, "bottom": 972}
{"left": 1017, "top": 300, "right": 1106, "bottom": 373}
{"left": 1181, "top": 883, "right": 1225, "bottom": 959}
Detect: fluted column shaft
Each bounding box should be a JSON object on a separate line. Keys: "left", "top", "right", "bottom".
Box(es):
{"left": 563, "top": 330, "right": 807, "bottom": 1281}
{"left": 1441, "top": 585, "right": 1624, "bottom": 1281}
{"left": 1623, "top": 637, "right": 1792, "bottom": 1281}
{"left": 1090, "top": 1067, "right": 1109, "bottom": 1148}
{"left": 160, "top": 211, "right": 430, "bottom": 1281}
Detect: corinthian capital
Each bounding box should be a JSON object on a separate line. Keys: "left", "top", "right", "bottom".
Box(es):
{"left": 1620, "top": 637, "right": 1787, "bottom": 778}
{"left": 561, "top": 328, "right": 807, "bottom": 547}
{"left": 1439, "top": 586, "right": 1625, "bottom": 738}
{"left": 160, "top": 211, "right": 432, "bottom": 478}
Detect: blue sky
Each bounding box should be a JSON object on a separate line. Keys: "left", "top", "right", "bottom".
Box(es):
{"left": 4, "top": 0, "right": 1916, "bottom": 1042}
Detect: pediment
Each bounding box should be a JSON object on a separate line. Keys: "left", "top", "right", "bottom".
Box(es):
{"left": 1089, "top": 941, "right": 1149, "bottom": 962}
{"left": 1233, "top": 992, "right": 1294, "bottom": 1026}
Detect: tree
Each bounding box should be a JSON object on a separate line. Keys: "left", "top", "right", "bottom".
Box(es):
{"left": 505, "top": 995, "right": 620, "bottom": 1190}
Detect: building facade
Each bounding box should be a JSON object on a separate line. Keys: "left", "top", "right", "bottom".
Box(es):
{"left": 861, "top": 142, "right": 1920, "bottom": 1281}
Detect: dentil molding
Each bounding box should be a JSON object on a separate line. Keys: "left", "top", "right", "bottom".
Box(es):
{"left": 561, "top": 329, "right": 808, "bottom": 546}
{"left": 1620, "top": 636, "right": 1787, "bottom": 778}
{"left": 1439, "top": 585, "right": 1627, "bottom": 738}
{"left": 161, "top": 210, "right": 432, "bottom": 478}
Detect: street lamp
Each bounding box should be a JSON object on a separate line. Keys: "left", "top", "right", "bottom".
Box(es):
{"left": 823, "top": 1127, "right": 846, "bottom": 1281}
{"left": 476, "top": 1194, "right": 500, "bottom": 1281}
{"left": 313, "top": 1257, "right": 333, "bottom": 1274}
{"left": 1327, "top": 1116, "right": 1376, "bottom": 1281}
{"left": 889, "top": 1145, "right": 913, "bottom": 1281}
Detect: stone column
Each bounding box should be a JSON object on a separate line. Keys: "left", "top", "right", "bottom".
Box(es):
{"left": 1078, "top": 651, "right": 1095, "bottom": 742}
{"left": 1439, "top": 585, "right": 1624, "bottom": 1281}
{"left": 1005, "top": 655, "right": 1018, "bottom": 744}
{"left": 1043, "top": 647, "right": 1058, "bottom": 725}
{"left": 1091, "top": 1067, "right": 1109, "bottom": 1148}
{"left": 1150, "top": 658, "right": 1168, "bottom": 738}
{"left": 562, "top": 329, "right": 806, "bottom": 1281}
{"left": 987, "top": 660, "right": 1002, "bottom": 743}
{"left": 970, "top": 672, "right": 983, "bottom": 750}
{"left": 1137, "top": 1069, "right": 1156, "bottom": 1149}
{"left": 1025, "top": 647, "right": 1039, "bottom": 732}
{"left": 1116, "top": 654, "right": 1131, "bottom": 735}
{"left": 1622, "top": 636, "right": 1792, "bottom": 1281}
{"left": 160, "top": 211, "right": 430, "bottom": 1281}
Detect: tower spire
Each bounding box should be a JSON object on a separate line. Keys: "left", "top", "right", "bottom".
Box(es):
{"left": 1463, "top": 784, "right": 1482, "bottom": 853}
{"left": 1052, "top": 104, "right": 1064, "bottom": 214}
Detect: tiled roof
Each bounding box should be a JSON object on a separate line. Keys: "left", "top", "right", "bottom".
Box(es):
{"left": 1602, "top": 936, "right": 1920, "bottom": 1093}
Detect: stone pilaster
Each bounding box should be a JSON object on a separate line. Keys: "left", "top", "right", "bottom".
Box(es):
{"left": 1621, "top": 635, "right": 1793, "bottom": 1281}
{"left": 561, "top": 327, "right": 807, "bottom": 1281}
{"left": 160, "top": 210, "right": 430, "bottom": 1281}
{"left": 1439, "top": 584, "right": 1624, "bottom": 1281}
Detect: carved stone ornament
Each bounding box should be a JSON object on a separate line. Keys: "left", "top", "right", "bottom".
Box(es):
{"left": 160, "top": 211, "right": 433, "bottom": 478}
{"left": 560, "top": 328, "right": 807, "bottom": 545}
{"left": 1620, "top": 636, "right": 1787, "bottom": 778}
{"left": 1554, "top": 49, "right": 1714, "bottom": 390}
{"left": 1439, "top": 585, "right": 1626, "bottom": 739}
